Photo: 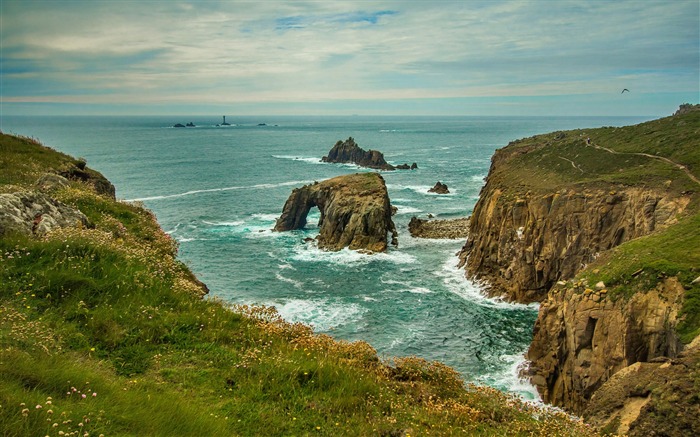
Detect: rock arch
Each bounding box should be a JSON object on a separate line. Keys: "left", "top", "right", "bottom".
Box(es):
{"left": 274, "top": 173, "right": 398, "bottom": 252}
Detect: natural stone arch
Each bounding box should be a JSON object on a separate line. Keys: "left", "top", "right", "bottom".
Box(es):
{"left": 274, "top": 173, "right": 398, "bottom": 252}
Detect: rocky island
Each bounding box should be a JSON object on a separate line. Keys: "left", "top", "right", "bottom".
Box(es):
{"left": 274, "top": 172, "right": 398, "bottom": 252}
{"left": 458, "top": 105, "right": 700, "bottom": 435}
{"left": 322, "top": 137, "right": 417, "bottom": 171}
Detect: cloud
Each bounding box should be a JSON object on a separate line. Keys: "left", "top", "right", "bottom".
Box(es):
{"left": 1, "top": 0, "right": 697, "bottom": 115}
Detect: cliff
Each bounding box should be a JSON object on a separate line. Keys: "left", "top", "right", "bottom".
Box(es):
{"left": 274, "top": 172, "right": 398, "bottom": 252}
{"left": 408, "top": 216, "right": 469, "bottom": 239}
{"left": 458, "top": 106, "right": 700, "bottom": 428}
{"left": 322, "top": 137, "right": 416, "bottom": 170}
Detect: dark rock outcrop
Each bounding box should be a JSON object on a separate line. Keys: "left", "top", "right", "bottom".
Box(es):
{"left": 408, "top": 216, "right": 468, "bottom": 239}
{"left": 428, "top": 181, "right": 449, "bottom": 194}
{"left": 0, "top": 191, "right": 89, "bottom": 237}
{"left": 58, "top": 162, "right": 116, "bottom": 199}
{"left": 322, "top": 137, "right": 416, "bottom": 171}
{"left": 274, "top": 173, "right": 398, "bottom": 252}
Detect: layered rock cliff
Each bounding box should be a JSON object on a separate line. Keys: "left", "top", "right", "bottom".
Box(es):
{"left": 274, "top": 172, "right": 398, "bottom": 252}
{"left": 459, "top": 186, "right": 688, "bottom": 303}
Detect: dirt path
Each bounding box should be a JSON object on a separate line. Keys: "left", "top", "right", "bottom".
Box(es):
{"left": 586, "top": 141, "right": 700, "bottom": 187}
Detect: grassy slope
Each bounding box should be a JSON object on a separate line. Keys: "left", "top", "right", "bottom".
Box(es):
{"left": 0, "top": 133, "right": 595, "bottom": 436}
{"left": 490, "top": 108, "right": 700, "bottom": 343}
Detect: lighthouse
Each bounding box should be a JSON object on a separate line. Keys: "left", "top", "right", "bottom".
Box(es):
{"left": 222, "top": 116, "right": 230, "bottom": 126}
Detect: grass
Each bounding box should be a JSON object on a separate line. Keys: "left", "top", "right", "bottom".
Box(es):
{"left": 0, "top": 133, "right": 598, "bottom": 435}
{"left": 489, "top": 109, "right": 700, "bottom": 195}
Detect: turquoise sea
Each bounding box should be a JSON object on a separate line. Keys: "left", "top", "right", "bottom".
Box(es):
{"left": 1, "top": 114, "right": 651, "bottom": 400}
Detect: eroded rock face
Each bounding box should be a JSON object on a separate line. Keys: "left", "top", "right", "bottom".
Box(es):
{"left": 0, "top": 191, "right": 89, "bottom": 237}
{"left": 526, "top": 278, "right": 684, "bottom": 414}
{"left": 458, "top": 187, "right": 688, "bottom": 303}
{"left": 274, "top": 173, "right": 398, "bottom": 252}
{"left": 321, "top": 137, "right": 416, "bottom": 171}
{"left": 584, "top": 336, "right": 700, "bottom": 437}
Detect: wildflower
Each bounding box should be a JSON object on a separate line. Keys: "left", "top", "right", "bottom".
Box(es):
{"left": 81, "top": 394, "right": 87, "bottom": 399}
{"left": 92, "top": 392, "right": 97, "bottom": 397}
{"left": 36, "top": 404, "right": 42, "bottom": 409}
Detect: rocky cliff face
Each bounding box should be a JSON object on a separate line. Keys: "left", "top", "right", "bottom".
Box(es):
{"left": 274, "top": 173, "right": 398, "bottom": 252}
{"left": 526, "top": 278, "right": 685, "bottom": 414}
{"left": 458, "top": 185, "right": 688, "bottom": 303}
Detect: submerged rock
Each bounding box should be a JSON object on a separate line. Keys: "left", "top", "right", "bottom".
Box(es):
{"left": 274, "top": 173, "right": 398, "bottom": 252}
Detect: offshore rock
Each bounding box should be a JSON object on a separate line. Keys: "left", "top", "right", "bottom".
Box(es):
{"left": 0, "top": 191, "right": 89, "bottom": 237}
{"left": 322, "top": 137, "right": 416, "bottom": 171}
{"left": 274, "top": 173, "right": 398, "bottom": 252}
{"left": 428, "top": 181, "right": 449, "bottom": 194}
{"left": 408, "top": 216, "right": 468, "bottom": 239}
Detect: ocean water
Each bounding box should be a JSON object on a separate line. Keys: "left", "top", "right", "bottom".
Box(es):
{"left": 1, "top": 114, "right": 651, "bottom": 399}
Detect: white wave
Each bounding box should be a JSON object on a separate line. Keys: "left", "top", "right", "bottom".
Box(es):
{"left": 272, "top": 155, "right": 323, "bottom": 164}
{"left": 471, "top": 174, "right": 487, "bottom": 182}
{"left": 164, "top": 223, "right": 181, "bottom": 234}
{"left": 127, "top": 179, "right": 313, "bottom": 202}
{"left": 291, "top": 245, "right": 417, "bottom": 266}
{"left": 479, "top": 354, "right": 542, "bottom": 402}
{"left": 362, "top": 296, "right": 378, "bottom": 302}
{"left": 202, "top": 220, "right": 245, "bottom": 227}
{"left": 393, "top": 205, "right": 422, "bottom": 215}
{"left": 251, "top": 213, "right": 279, "bottom": 222}
{"left": 390, "top": 198, "right": 414, "bottom": 203}
{"left": 406, "top": 287, "right": 433, "bottom": 294}
{"left": 274, "top": 298, "right": 367, "bottom": 332}
{"left": 437, "top": 251, "right": 539, "bottom": 311}
{"left": 275, "top": 272, "right": 304, "bottom": 290}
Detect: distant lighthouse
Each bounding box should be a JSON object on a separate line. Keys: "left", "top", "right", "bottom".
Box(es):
{"left": 222, "top": 116, "right": 230, "bottom": 126}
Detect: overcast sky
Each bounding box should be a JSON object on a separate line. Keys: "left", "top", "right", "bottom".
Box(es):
{"left": 2, "top": 0, "right": 698, "bottom": 116}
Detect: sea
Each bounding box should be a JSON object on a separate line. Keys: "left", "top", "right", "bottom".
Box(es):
{"left": 1, "top": 114, "right": 652, "bottom": 400}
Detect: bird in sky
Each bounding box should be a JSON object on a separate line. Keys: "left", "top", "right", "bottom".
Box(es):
{"left": 621, "top": 88, "right": 630, "bottom": 93}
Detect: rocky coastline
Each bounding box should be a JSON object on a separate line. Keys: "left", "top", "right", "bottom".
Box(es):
{"left": 458, "top": 105, "right": 700, "bottom": 435}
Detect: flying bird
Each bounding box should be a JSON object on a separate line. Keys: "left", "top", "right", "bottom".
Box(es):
{"left": 621, "top": 88, "right": 630, "bottom": 94}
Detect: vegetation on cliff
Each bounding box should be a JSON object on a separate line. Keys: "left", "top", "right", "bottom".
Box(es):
{"left": 0, "top": 132, "right": 596, "bottom": 436}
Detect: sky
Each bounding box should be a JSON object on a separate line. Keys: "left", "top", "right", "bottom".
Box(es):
{"left": 1, "top": 0, "right": 698, "bottom": 116}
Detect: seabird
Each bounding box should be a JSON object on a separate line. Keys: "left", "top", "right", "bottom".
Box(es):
{"left": 621, "top": 88, "right": 630, "bottom": 94}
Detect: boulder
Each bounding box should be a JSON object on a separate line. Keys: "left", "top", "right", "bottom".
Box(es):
{"left": 274, "top": 173, "right": 398, "bottom": 252}
{"left": 0, "top": 191, "right": 89, "bottom": 237}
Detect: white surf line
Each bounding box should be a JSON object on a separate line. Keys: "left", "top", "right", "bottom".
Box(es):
{"left": 127, "top": 180, "right": 314, "bottom": 202}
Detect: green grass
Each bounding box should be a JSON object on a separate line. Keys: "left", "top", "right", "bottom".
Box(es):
{"left": 489, "top": 109, "right": 700, "bottom": 195}
{"left": 0, "top": 133, "right": 598, "bottom": 435}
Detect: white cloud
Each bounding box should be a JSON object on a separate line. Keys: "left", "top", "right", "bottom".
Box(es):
{"left": 1, "top": 0, "right": 697, "bottom": 114}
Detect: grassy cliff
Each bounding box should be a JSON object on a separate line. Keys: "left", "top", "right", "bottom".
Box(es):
{"left": 0, "top": 133, "right": 595, "bottom": 436}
